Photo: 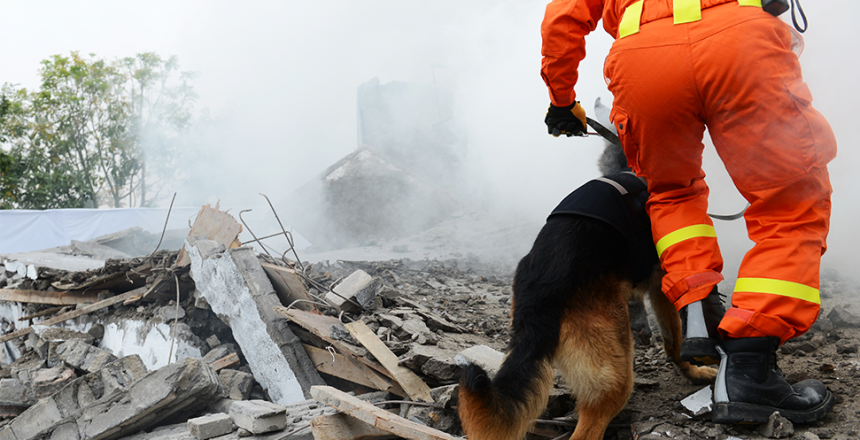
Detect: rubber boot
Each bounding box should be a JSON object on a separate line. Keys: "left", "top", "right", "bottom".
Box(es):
{"left": 712, "top": 336, "right": 834, "bottom": 424}
{"left": 679, "top": 285, "right": 724, "bottom": 365}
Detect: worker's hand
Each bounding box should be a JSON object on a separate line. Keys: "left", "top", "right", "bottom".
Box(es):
{"left": 545, "top": 102, "right": 587, "bottom": 137}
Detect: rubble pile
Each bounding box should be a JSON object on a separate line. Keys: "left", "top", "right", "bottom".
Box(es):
{"left": 2, "top": 203, "right": 860, "bottom": 439}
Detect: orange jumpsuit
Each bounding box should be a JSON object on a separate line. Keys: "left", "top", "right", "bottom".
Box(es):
{"left": 542, "top": 0, "right": 836, "bottom": 344}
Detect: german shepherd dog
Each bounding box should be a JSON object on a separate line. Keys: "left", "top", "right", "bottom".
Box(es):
{"left": 458, "top": 142, "right": 717, "bottom": 440}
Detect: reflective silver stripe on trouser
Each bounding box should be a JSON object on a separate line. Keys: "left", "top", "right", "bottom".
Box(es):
{"left": 714, "top": 346, "right": 729, "bottom": 402}
{"left": 685, "top": 301, "right": 709, "bottom": 338}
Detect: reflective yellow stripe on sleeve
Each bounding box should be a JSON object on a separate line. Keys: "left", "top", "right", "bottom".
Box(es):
{"left": 655, "top": 224, "right": 717, "bottom": 259}
{"left": 735, "top": 278, "right": 821, "bottom": 304}
{"left": 674, "top": 0, "right": 702, "bottom": 24}
{"left": 738, "top": 0, "right": 762, "bottom": 7}
{"left": 618, "top": 0, "right": 644, "bottom": 39}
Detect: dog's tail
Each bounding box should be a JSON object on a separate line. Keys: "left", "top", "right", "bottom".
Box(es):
{"left": 458, "top": 343, "right": 555, "bottom": 440}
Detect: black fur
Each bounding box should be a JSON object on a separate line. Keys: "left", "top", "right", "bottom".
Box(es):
{"left": 490, "top": 215, "right": 631, "bottom": 403}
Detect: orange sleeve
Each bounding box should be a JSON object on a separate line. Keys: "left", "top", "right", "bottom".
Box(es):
{"left": 541, "top": 0, "right": 605, "bottom": 107}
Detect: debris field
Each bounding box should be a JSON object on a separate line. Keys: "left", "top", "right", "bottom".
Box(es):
{"left": 1, "top": 202, "right": 860, "bottom": 440}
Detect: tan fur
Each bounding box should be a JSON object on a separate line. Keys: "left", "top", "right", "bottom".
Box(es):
{"left": 459, "top": 265, "right": 716, "bottom": 440}
{"left": 458, "top": 359, "right": 554, "bottom": 440}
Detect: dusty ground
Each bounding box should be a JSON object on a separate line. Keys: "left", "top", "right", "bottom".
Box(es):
{"left": 306, "top": 247, "right": 860, "bottom": 440}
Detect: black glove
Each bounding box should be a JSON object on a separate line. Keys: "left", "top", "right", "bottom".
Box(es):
{"left": 545, "top": 101, "right": 587, "bottom": 137}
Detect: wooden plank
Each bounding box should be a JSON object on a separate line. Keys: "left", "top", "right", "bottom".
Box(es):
{"left": 177, "top": 203, "right": 243, "bottom": 267}
{"left": 311, "top": 386, "right": 457, "bottom": 440}
{"left": 0, "top": 287, "right": 146, "bottom": 343}
{"left": 275, "top": 308, "right": 378, "bottom": 368}
{"left": 0, "top": 289, "right": 101, "bottom": 306}
{"left": 345, "top": 320, "right": 434, "bottom": 403}
{"left": 310, "top": 413, "right": 398, "bottom": 440}
{"left": 209, "top": 353, "right": 240, "bottom": 372}
{"left": 261, "top": 263, "right": 315, "bottom": 311}
{"left": 51, "top": 261, "right": 151, "bottom": 292}
{"left": 303, "top": 344, "right": 394, "bottom": 392}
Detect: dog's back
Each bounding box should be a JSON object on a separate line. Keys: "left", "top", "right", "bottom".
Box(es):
{"left": 458, "top": 141, "right": 716, "bottom": 440}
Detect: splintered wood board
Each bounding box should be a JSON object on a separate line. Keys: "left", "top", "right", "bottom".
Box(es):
{"left": 310, "top": 413, "right": 398, "bottom": 440}
{"left": 311, "top": 386, "right": 457, "bottom": 440}
{"left": 303, "top": 344, "right": 394, "bottom": 392}
{"left": 0, "top": 287, "right": 146, "bottom": 343}
{"left": 0, "top": 289, "right": 101, "bottom": 306}
{"left": 273, "top": 307, "right": 392, "bottom": 379}
{"left": 344, "top": 320, "right": 434, "bottom": 403}
{"left": 177, "top": 202, "right": 242, "bottom": 267}
{"left": 261, "top": 263, "right": 315, "bottom": 311}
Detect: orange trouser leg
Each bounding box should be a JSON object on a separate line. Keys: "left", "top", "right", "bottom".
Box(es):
{"left": 693, "top": 7, "right": 836, "bottom": 344}
{"left": 605, "top": 3, "right": 836, "bottom": 342}
{"left": 604, "top": 9, "right": 725, "bottom": 312}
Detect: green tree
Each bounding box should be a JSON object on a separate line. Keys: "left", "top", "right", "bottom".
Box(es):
{"left": 0, "top": 51, "right": 196, "bottom": 210}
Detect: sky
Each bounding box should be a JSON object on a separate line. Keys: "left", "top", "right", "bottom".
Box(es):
{"left": 1, "top": 0, "right": 857, "bottom": 276}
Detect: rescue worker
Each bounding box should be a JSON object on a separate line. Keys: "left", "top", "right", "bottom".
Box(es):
{"left": 541, "top": 0, "right": 836, "bottom": 424}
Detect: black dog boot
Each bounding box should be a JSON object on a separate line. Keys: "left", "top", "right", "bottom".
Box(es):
{"left": 712, "top": 336, "right": 834, "bottom": 424}
{"left": 679, "top": 286, "right": 724, "bottom": 365}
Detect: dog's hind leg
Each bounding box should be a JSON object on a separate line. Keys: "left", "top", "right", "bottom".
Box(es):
{"left": 645, "top": 268, "right": 717, "bottom": 384}
{"left": 554, "top": 278, "right": 635, "bottom": 440}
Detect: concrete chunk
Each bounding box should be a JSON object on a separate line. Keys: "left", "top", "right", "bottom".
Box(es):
{"left": 325, "top": 270, "right": 382, "bottom": 312}
{"left": 229, "top": 400, "right": 288, "bottom": 434}
{"left": 188, "top": 238, "right": 324, "bottom": 404}
{"left": 55, "top": 339, "right": 117, "bottom": 373}
{"left": 0, "top": 356, "right": 219, "bottom": 440}
{"left": 31, "top": 365, "right": 76, "bottom": 399}
{"left": 680, "top": 386, "right": 713, "bottom": 416}
{"left": 188, "top": 413, "right": 234, "bottom": 439}
{"left": 454, "top": 345, "right": 505, "bottom": 377}
{"left": 218, "top": 369, "right": 255, "bottom": 400}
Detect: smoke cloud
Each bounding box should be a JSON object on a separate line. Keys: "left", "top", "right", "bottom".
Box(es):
{"left": 1, "top": 1, "right": 856, "bottom": 280}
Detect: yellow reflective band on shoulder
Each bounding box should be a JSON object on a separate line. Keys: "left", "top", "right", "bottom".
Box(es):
{"left": 656, "top": 224, "right": 717, "bottom": 258}
{"left": 734, "top": 278, "right": 820, "bottom": 304}
{"left": 738, "top": 0, "right": 762, "bottom": 7}
{"left": 618, "top": 0, "right": 644, "bottom": 39}
{"left": 674, "top": 0, "right": 702, "bottom": 24}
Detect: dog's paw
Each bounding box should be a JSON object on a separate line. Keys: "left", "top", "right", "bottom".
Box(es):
{"left": 678, "top": 362, "right": 718, "bottom": 385}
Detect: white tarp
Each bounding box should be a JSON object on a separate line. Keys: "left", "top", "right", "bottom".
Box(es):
{"left": 0, "top": 206, "right": 312, "bottom": 255}
{"left": 0, "top": 207, "right": 201, "bottom": 254}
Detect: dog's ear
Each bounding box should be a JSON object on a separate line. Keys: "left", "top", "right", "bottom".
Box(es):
{"left": 598, "top": 142, "right": 629, "bottom": 176}
{"left": 593, "top": 97, "right": 629, "bottom": 176}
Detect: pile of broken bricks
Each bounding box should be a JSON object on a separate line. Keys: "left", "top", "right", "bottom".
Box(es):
{"left": 0, "top": 204, "right": 515, "bottom": 439}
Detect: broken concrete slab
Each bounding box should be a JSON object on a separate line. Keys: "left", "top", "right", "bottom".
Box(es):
{"left": 0, "top": 354, "right": 150, "bottom": 440}
{"left": 0, "top": 378, "right": 33, "bottom": 416}
{"left": 29, "top": 325, "right": 94, "bottom": 366}
{"left": 2, "top": 356, "right": 220, "bottom": 440}
{"left": 229, "top": 400, "right": 287, "bottom": 434}
{"left": 187, "top": 237, "right": 324, "bottom": 404}
{"left": 30, "top": 365, "right": 76, "bottom": 398}
{"left": 680, "top": 386, "right": 713, "bottom": 416}
{"left": 187, "top": 413, "right": 234, "bottom": 439}
{"left": 55, "top": 339, "right": 118, "bottom": 374}
{"left": 454, "top": 345, "right": 505, "bottom": 377}
{"left": 219, "top": 369, "right": 255, "bottom": 400}
{"left": 325, "top": 269, "right": 382, "bottom": 312}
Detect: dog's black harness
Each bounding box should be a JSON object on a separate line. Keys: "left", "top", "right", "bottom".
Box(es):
{"left": 548, "top": 171, "right": 658, "bottom": 284}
